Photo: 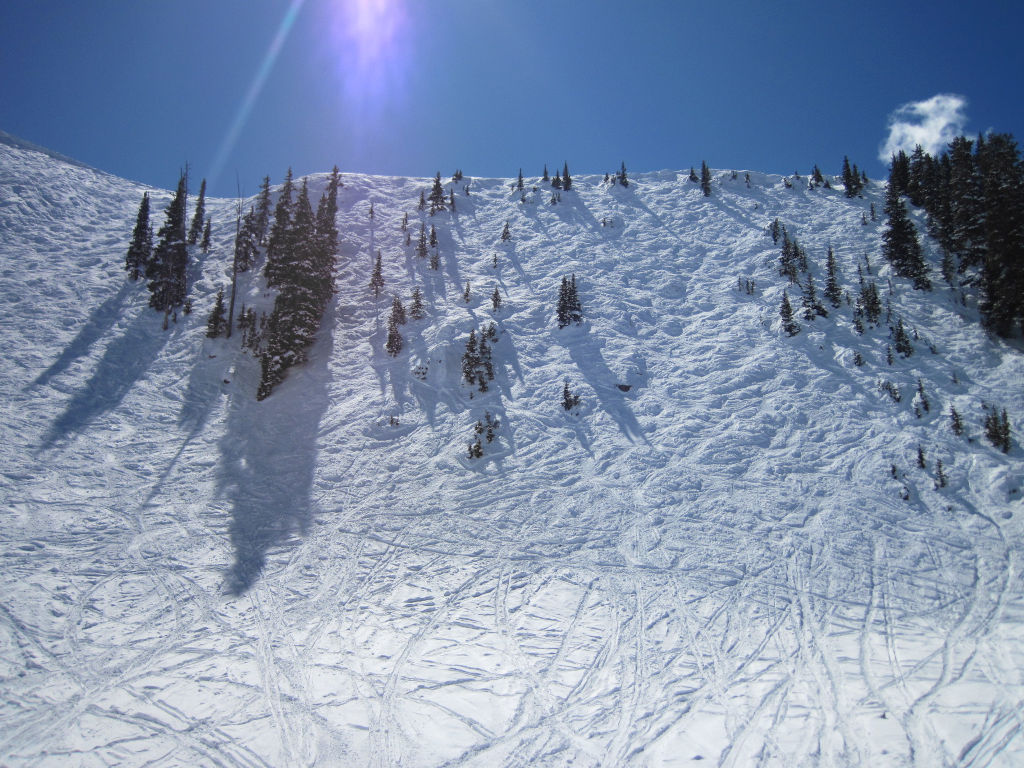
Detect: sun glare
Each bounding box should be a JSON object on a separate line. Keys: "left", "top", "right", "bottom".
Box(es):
{"left": 323, "top": 0, "right": 412, "bottom": 117}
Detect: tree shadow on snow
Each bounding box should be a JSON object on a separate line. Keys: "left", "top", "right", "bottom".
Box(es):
{"left": 555, "top": 325, "right": 648, "bottom": 445}
{"left": 40, "top": 303, "right": 174, "bottom": 448}
{"left": 30, "top": 280, "right": 135, "bottom": 389}
{"left": 217, "top": 300, "right": 335, "bottom": 595}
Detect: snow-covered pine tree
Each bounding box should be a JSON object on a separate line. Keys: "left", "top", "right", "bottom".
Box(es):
{"left": 385, "top": 303, "right": 403, "bottom": 357}
{"left": 491, "top": 286, "right": 501, "bottom": 312}
{"left": 201, "top": 217, "right": 212, "bottom": 253}
{"left": 700, "top": 161, "right": 712, "bottom": 196}
{"left": 501, "top": 221, "right": 511, "bottom": 241}
{"left": 126, "top": 191, "right": 152, "bottom": 281}
{"left": 563, "top": 162, "right": 572, "bottom": 191}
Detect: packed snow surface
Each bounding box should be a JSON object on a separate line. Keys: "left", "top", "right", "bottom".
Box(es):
{"left": 2, "top": 137, "right": 1023, "bottom": 766}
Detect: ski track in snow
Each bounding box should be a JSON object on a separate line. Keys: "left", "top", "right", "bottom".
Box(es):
{"left": 2, "top": 140, "right": 1024, "bottom": 766}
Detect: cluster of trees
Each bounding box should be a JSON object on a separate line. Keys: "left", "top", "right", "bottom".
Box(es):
{"left": 557, "top": 274, "right": 583, "bottom": 328}
{"left": 256, "top": 167, "right": 341, "bottom": 399}
{"left": 126, "top": 172, "right": 212, "bottom": 325}
{"left": 889, "top": 134, "right": 1024, "bottom": 334}
{"left": 841, "top": 157, "right": 867, "bottom": 197}
{"left": 462, "top": 323, "right": 498, "bottom": 394}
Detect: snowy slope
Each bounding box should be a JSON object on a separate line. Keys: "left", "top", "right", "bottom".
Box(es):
{"left": 2, "top": 136, "right": 1023, "bottom": 767}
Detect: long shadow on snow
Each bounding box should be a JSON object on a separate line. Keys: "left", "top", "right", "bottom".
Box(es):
{"left": 218, "top": 300, "right": 335, "bottom": 595}
{"left": 31, "top": 280, "right": 135, "bottom": 389}
{"left": 40, "top": 303, "right": 173, "bottom": 447}
{"left": 556, "top": 323, "right": 648, "bottom": 444}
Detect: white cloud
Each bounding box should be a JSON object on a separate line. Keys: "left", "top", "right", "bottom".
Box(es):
{"left": 879, "top": 94, "right": 968, "bottom": 162}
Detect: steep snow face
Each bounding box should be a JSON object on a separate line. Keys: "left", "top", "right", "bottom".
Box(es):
{"left": 2, "top": 138, "right": 1023, "bottom": 767}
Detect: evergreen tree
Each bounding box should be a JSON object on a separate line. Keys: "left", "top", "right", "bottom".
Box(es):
{"left": 188, "top": 178, "right": 206, "bottom": 245}
{"left": 429, "top": 171, "right": 446, "bottom": 214}
{"left": 148, "top": 172, "right": 189, "bottom": 315}
{"left": 409, "top": 286, "right": 425, "bottom": 319}
{"left": 562, "top": 380, "right": 581, "bottom": 411}
{"left": 430, "top": 224, "right": 438, "bottom": 248}
{"left": 235, "top": 207, "right": 259, "bottom": 272}
{"left": 700, "top": 161, "right": 712, "bottom": 196}
{"left": 801, "top": 273, "right": 827, "bottom": 320}
{"left": 206, "top": 288, "right": 227, "bottom": 338}
{"left": 950, "top": 405, "right": 964, "bottom": 436}
{"left": 882, "top": 181, "right": 931, "bottom": 290}
{"left": 892, "top": 316, "right": 914, "bottom": 357}
{"left": 255, "top": 175, "right": 272, "bottom": 244}
{"left": 418, "top": 190, "right": 426, "bottom": 211}
{"left": 370, "top": 250, "right": 384, "bottom": 297}
{"left": 824, "top": 246, "right": 842, "bottom": 307}
{"left": 557, "top": 274, "right": 583, "bottom": 327}
{"left": 542, "top": 164, "right": 549, "bottom": 182}
{"left": 984, "top": 407, "right": 1011, "bottom": 453}
{"left": 201, "top": 217, "right": 212, "bottom": 253}
{"left": 416, "top": 223, "right": 428, "bottom": 259}
{"left": 780, "top": 291, "right": 799, "bottom": 336}
{"left": 618, "top": 161, "right": 629, "bottom": 187}
{"left": 390, "top": 295, "right": 406, "bottom": 328}
{"left": 517, "top": 168, "right": 524, "bottom": 190}
{"left": 463, "top": 281, "right": 471, "bottom": 303}
{"left": 385, "top": 317, "right": 403, "bottom": 357}
{"left": 552, "top": 171, "right": 563, "bottom": 190}
{"left": 501, "top": 220, "right": 511, "bottom": 241}
{"left": 491, "top": 285, "right": 502, "bottom": 312}
{"left": 265, "top": 168, "right": 295, "bottom": 288}
{"left": 462, "top": 329, "right": 479, "bottom": 385}
{"left": 562, "top": 162, "right": 572, "bottom": 191}
{"left": 689, "top": 167, "right": 698, "bottom": 182}
{"left": 125, "top": 192, "right": 152, "bottom": 281}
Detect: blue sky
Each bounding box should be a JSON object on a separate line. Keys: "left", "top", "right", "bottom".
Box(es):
{"left": 2, "top": 0, "right": 1022, "bottom": 197}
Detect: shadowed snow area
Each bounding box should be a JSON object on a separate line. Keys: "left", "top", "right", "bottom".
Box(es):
{"left": 1, "top": 136, "right": 1023, "bottom": 766}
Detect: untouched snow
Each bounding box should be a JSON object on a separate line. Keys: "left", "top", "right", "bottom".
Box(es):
{"left": 1, "top": 137, "right": 1023, "bottom": 766}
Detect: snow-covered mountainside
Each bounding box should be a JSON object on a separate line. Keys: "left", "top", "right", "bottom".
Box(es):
{"left": 2, "top": 135, "right": 1023, "bottom": 767}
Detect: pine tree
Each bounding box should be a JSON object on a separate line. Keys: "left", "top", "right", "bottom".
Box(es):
{"left": 917, "top": 444, "right": 926, "bottom": 469}
{"left": 517, "top": 168, "right": 524, "bottom": 190}
{"left": 235, "top": 207, "right": 259, "bottom": 272}
{"left": 801, "top": 273, "right": 827, "bottom": 320}
{"left": 390, "top": 295, "right": 406, "bottom": 325}
{"left": 206, "top": 288, "right": 227, "bottom": 338}
{"left": 463, "top": 281, "right": 471, "bottom": 303}
{"left": 430, "top": 224, "right": 438, "bottom": 248}
{"left": 562, "top": 380, "right": 581, "bottom": 411}
{"left": 370, "top": 249, "right": 384, "bottom": 297}
{"left": 491, "top": 285, "right": 502, "bottom": 312}
{"left": 201, "top": 217, "right": 212, "bottom": 253}
{"left": 700, "top": 161, "right": 712, "bottom": 196}
{"left": 265, "top": 168, "right": 294, "bottom": 288}
{"left": 148, "top": 171, "right": 189, "bottom": 315}
{"left": 429, "top": 171, "right": 446, "bottom": 214}
{"left": 254, "top": 175, "right": 272, "bottom": 245}
{"left": 882, "top": 181, "right": 931, "bottom": 290}
{"left": 462, "top": 329, "right": 479, "bottom": 385}
{"left": 552, "top": 171, "right": 563, "bottom": 190}
{"left": 780, "top": 291, "right": 799, "bottom": 336}
{"left": 892, "top": 316, "right": 914, "bottom": 357}
{"left": 188, "top": 178, "right": 206, "bottom": 245}
{"left": 385, "top": 315, "right": 403, "bottom": 357}
{"left": 950, "top": 405, "right": 964, "bottom": 436}
{"left": 562, "top": 162, "right": 572, "bottom": 191}
{"left": 501, "top": 220, "right": 511, "bottom": 241}
{"left": 689, "top": 167, "right": 698, "bottom": 182}
{"left": 824, "top": 246, "right": 842, "bottom": 307}
{"left": 618, "top": 161, "right": 629, "bottom": 188}
{"left": 409, "top": 286, "right": 425, "bottom": 319}
{"left": 125, "top": 192, "right": 152, "bottom": 281}
{"left": 416, "top": 223, "right": 428, "bottom": 259}
{"left": 935, "top": 459, "right": 948, "bottom": 488}
{"left": 542, "top": 164, "right": 549, "bottom": 182}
